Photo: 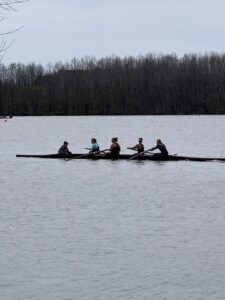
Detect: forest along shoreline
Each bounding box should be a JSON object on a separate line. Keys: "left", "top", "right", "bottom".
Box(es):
{"left": 1, "top": 53, "right": 225, "bottom": 116}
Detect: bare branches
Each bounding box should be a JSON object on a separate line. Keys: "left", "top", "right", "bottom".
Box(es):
{"left": 0, "top": 26, "right": 24, "bottom": 35}
{"left": 0, "top": 0, "right": 28, "bottom": 61}
{"left": 0, "top": 0, "right": 28, "bottom": 11}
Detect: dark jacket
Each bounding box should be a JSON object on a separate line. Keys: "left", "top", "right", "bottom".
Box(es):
{"left": 151, "top": 143, "right": 168, "bottom": 156}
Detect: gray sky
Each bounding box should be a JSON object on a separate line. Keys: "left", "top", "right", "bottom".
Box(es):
{"left": 1, "top": 0, "right": 225, "bottom": 66}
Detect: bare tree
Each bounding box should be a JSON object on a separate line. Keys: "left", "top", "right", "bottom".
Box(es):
{"left": 0, "top": 0, "right": 29, "bottom": 61}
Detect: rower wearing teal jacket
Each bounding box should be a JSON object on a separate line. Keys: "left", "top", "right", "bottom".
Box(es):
{"left": 88, "top": 138, "right": 100, "bottom": 153}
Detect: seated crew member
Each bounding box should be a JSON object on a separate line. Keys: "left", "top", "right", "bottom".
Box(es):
{"left": 88, "top": 138, "right": 100, "bottom": 153}
{"left": 108, "top": 137, "right": 121, "bottom": 157}
{"left": 150, "top": 139, "right": 168, "bottom": 157}
{"left": 127, "top": 138, "right": 144, "bottom": 153}
{"left": 58, "top": 141, "right": 72, "bottom": 156}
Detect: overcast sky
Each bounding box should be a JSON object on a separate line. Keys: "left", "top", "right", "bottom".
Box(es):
{"left": 1, "top": 0, "right": 225, "bottom": 66}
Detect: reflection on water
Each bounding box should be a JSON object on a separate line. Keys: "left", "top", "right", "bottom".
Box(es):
{"left": 0, "top": 116, "right": 225, "bottom": 300}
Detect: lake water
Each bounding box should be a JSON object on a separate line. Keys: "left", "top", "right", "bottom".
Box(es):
{"left": 0, "top": 116, "right": 225, "bottom": 300}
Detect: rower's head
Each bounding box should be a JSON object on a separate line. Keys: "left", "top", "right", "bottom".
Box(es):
{"left": 91, "top": 138, "right": 97, "bottom": 144}
{"left": 64, "top": 141, "right": 69, "bottom": 146}
{"left": 157, "top": 139, "right": 162, "bottom": 145}
{"left": 112, "top": 137, "right": 117, "bottom": 143}
{"left": 139, "top": 138, "right": 143, "bottom": 143}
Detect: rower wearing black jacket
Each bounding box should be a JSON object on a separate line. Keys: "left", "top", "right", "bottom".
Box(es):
{"left": 58, "top": 141, "right": 72, "bottom": 157}
{"left": 150, "top": 139, "right": 168, "bottom": 157}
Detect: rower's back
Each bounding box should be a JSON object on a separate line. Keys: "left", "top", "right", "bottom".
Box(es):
{"left": 110, "top": 138, "right": 121, "bottom": 158}
{"left": 157, "top": 140, "right": 168, "bottom": 156}
{"left": 137, "top": 138, "right": 144, "bottom": 153}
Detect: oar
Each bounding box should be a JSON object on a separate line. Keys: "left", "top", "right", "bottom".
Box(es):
{"left": 92, "top": 149, "right": 109, "bottom": 155}
{"left": 73, "top": 153, "right": 92, "bottom": 159}
{"left": 84, "top": 147, "right": 109, "bottom": 153}
{"left": 64, "top": 152, "right": 90, "bottom": 160}
{"left": 128, "top": 148, "right": 153, "bottom": 160}
{"left": 71, "top": 149, "right": 109, "bottom": 160}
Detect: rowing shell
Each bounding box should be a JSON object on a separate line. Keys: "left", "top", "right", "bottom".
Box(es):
{"left": 16, "top": 153, "right": 225, "bottom": 162}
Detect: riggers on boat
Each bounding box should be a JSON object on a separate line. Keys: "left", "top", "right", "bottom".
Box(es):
{"left": 16, "top": 153, "right": 225, "bottom": 162}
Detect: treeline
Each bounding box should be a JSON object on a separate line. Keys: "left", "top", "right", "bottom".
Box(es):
{"left": 0, "top": 53, "right": 225, "bottom": 115}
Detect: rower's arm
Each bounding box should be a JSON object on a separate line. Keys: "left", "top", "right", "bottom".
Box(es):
{"left": 127, "top": 144, "right": 138, "bottom": 151}
{"left": 150, "top": 146, "right": 157, "bottom": 151}
{"left": 109, "top": 143, "right": 117, "bottom": 152}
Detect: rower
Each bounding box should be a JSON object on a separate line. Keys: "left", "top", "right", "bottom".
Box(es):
{"left": 88, "top": 138, "right": 100, "bottom": 153}
{"left": 127, "top": 138, "right": 144, "bottom": 153}
{"left": 150, "top": 139, "right": 168, "bottom": 157}
{"left": 58, "top": 141, "right": 72, "bottom": 157}
{"left": 108, "top": 137, "right": 121, "bottom": 158}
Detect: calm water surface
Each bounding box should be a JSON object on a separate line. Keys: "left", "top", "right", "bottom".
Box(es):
{"left": 0, "top": 116, "right": 225, "bottom": 300}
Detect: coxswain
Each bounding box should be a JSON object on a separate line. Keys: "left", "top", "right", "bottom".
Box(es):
{"left": 150, "top": 139, "right": 168, "bottom": 157}
{"left": 108, "top": 137, "right": 121, "bottom": 158}
{"left": 88, "top": 138, "right": 100, "bottom": 153}
{"left": 58, "top": 141, "right": 72, "bottom": 156}
{"left": 127, "top": 138, "right": 144, "bottom": 153}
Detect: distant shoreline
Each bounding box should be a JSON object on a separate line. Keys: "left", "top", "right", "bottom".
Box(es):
{"left": 1, "top": 53, "right": 225, "bottom": 116}
{"left": 6, "top": 113, "right": 225, "bottom": 117}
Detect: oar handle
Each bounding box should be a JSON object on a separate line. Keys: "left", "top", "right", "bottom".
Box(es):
{"left": 145, "top": 150, "right": 154, "bottom": 154}
{"left": 93, "top": 149, "right": 109, "bottom": 154}
{"left": 128, "top": 148, "right": 152, "bottom": 160}
{"left": 74, "top": 150, "right": 110, "bottom": 159}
